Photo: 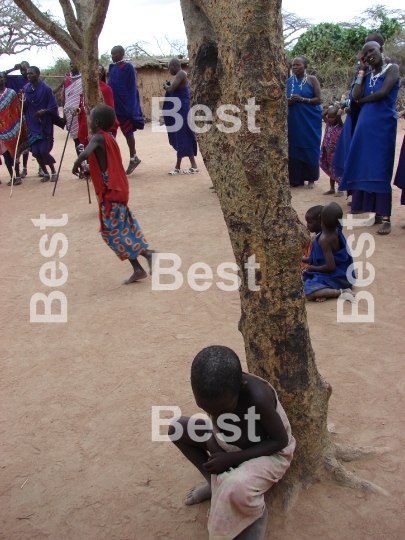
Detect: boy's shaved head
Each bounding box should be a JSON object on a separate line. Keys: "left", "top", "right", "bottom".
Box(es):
{"left": 91, "top": 104, "right": 116, "bottom": 131}
{"left": 365, "top": 32, "right": 384, "bottom": 47}
{"left": 169, "top": 58, "right": 181, "bottom": 68}
{"left": 321, "top": 202, "right": 343, "bottom": 229}
{"left": 191, "top": 346, "right": 242, "bottom": 400}
{"left": 328, "top": 104, "right": 339, "bottom": 116}
{"left": 111, "top": 45, "right": 125, "bottom": 54}
{"left": 305, "top": 205, "right": 323, "bottom": 220}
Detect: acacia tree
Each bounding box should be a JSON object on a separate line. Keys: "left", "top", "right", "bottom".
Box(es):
{"left": 0, "top": 0, "right": 55, "bottom": 56}
{"left": 179, "top": 0, "right": 387, "bottom": 508}
{"left": 282, "top": 9, "right": 312, "bottom": 49}
{"left": 13, "top": 0, "right": 110, "bottom": 113}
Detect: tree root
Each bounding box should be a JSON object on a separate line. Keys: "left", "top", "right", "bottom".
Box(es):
{"left": 334, "top": 442, "right": 390, "bottom": 462}
{"left": 324, "top": 455, "right": 389, "bottom": 496}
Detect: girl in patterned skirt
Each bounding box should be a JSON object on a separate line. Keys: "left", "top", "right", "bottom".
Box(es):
{"left": 320, "top": 105, "right": 343, "bottom": 197}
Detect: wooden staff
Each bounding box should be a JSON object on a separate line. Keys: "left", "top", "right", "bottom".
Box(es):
{"left": 9, "top": 93, "right": 25, "bottom": 197}
{"left": 52, "top": 110, "right": 77, "bottom": 197}
{"left": 86, "top": 176, "right": 91, "bottom": 204}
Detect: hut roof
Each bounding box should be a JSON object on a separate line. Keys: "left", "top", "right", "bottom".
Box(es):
{"left": 129, "top": 57, "right": 189, "bottom": 69}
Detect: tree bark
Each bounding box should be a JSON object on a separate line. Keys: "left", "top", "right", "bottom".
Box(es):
{"left": 179, "top": 0, "right": 385, "bottom": 506}
{"left": 13, "top": 0, "right": 110, "bottom": 113}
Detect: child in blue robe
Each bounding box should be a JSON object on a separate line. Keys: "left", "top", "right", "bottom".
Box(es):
{"left": 303, "top": 202, "right": 355, "bottom": 302}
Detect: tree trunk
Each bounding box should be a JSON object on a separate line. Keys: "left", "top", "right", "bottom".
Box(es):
{"left": 13, "top": 0, "right": 109, "bottom": 112}
{"left": 180, "top": 0, "right": 386, "bottom": 506}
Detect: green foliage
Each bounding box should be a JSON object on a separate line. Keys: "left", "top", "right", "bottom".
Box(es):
{"left": 292, "top": 23, "right": 369, "bottom": 65}
{"left": 292, "top": 6, "right": 403, "bottom": 68}
{"left": 40, "top": 57, "right": 69, "bottom": 89}
{"left": 99, "top": 51, "right": 111, "bottom": 69}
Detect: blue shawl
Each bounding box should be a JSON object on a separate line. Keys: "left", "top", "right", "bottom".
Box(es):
{"left": 23, "top": 80, "right": 58, "bottom": 139}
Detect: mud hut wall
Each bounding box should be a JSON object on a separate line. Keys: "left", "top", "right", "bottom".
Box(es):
{"left": 136, "top": 65, "right": 189, "bottom": 122}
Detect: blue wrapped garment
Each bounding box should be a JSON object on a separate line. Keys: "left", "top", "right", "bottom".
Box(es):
{"left": 332, "top": 114, "right": 352, "bottom": 178}
{"left": 339, "top": 72, "right": 399, "bottom": 194}
{"left": 303, "top": 228, "right": 354, "bottom": 295}
{"left": 393, "top": 136, "right": 405, "bottom": 205}
{"left": 108, "top": 62, "right": 144, "bottom": 136}
{"left": 23, "top": 80, "right": 58, "bottom": 140}
{"left": 6, "top": 75, "right": 27, "bottom": 93}
{"left": 163, "top": 86, "right": 197, "bottom": 159}
{"left": 287, "top": 77, "right": 322, "bottom": 165}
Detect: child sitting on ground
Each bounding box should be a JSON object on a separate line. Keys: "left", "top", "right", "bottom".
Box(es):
{"left": 303, "top": 202, "right": 355, "bottom": 302}
{"left": 302, "top": 205, "right": 323, "bottom": 269}
{"left": 320, "top": 105, "right": 343, "bottom": 197}
{"left": 72, "top": 105, "right": 155, "bottom": 284}
{"left": 169, "top": 345, "right": 296, "bottom": 540}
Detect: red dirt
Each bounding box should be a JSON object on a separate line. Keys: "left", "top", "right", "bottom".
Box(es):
{"left": 1, "top": 119, "right": 405, "bottom": 540}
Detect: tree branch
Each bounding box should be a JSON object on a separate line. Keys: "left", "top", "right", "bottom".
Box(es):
{"left": 88, "top": 0, "right": 110, "bottom": 39}
{"left": 0, "top": 1, "right": 55, "bottom": 55}
{"left": 13, "top": 0, "right": 80, "bottom": 57}
{"left": 58, "top": 0, "right": 82, "bottom": 47}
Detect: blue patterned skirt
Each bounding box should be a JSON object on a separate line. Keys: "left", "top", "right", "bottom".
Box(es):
{"left": 100, "top": 201, "right": 148, "bottom": 260}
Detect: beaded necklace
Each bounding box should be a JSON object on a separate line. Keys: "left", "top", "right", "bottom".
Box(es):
{"left": 0, "top": 87, "right": 8, "bottom": 101}
{"left": 289, "top": 73, "right": 307, "bottom": 96}
{"left": 369, "top": 63, "right": 391, "bottom": 88}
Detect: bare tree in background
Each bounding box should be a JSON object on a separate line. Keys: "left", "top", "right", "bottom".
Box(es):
{"left": 282, "top": 9, "right": 312, "bottom": 48}
{"left": 0, "top": 0, "right": 54, "bottom": 56}
{"left": 13, "top": 0, "right": 110, "bottom": 114}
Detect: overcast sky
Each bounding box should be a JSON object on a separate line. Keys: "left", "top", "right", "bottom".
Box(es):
{"left": 0, "top": 0, "right": 402, "bottom": 71}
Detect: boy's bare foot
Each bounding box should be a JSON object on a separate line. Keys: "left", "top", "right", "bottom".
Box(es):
{"left": 124, "top": 268, "right": 148, "bottom": 284}
{"left": 185, "top": 483, "right": 212, "bottom": 505}
{"left": 377, "top": 221, "right": 391, "bottom": 235}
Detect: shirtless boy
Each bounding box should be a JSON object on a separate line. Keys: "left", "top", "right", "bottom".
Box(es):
{"left": 169, "top": 345, "right": 295, "bottom": 540}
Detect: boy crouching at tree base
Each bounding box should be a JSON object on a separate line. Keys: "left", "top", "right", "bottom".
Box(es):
{"left": 72, "top": 105, "right": 154, "bottom": 284}
{"left": 169, "top": 346, "right": 296, "bottom": 540}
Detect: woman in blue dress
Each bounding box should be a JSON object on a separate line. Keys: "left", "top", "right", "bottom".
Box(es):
{"left": 287, "top": 57, "right": 322, "bottom": 188}
{"left": 338, "top": 41, "right": 400, "bottom": 235}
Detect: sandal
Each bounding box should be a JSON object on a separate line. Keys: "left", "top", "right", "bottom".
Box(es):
{"left": 183, "top": 167, "right": 198, "bottom": 174}
{"left": 377, "top": 220, "right": 391, "bottom": 235}
{"left": 168, "top": 168, "right": 180, "bottom": 175}
{"left": 7, "top": 177, "right": 22, "bottom": 186}
{"left": 334, "top": 191, "right": 344, "bottom": 197}
{"left": 323, "top": 189, "right": 335, "bottom": 195}
{"left": 21, "top": 168, "right": 28, "bottom": 178}
{"left": 41, "top": 174, "right": 50, "bottom": 182}
{"left": 51, "top": 173, "right": 58, "bottom": 182}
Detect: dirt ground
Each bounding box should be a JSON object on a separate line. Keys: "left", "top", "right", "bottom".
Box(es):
{"left": 1, "top": 119, "right": 405, "bottom": 540}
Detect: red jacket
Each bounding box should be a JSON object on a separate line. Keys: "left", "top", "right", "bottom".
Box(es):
{"left": 78, "top": 82, "right": 119, "bottom": 145}
{"left": 88, "top": 130, "right": 129, "bottom": 228}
